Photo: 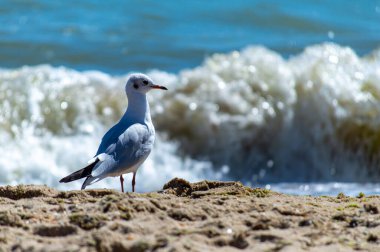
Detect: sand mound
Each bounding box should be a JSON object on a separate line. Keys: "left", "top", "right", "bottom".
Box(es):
{"left": 162, "top": 178, "right": 270, "bottom": 198}
{"left": 0, "top": 185, "right": 57, "bottom": 200}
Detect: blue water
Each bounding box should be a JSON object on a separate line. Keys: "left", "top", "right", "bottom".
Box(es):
{"left": 1, "top": 0, "right": 379, "bottom": 74}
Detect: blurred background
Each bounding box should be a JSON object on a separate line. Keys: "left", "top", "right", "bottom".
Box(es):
{"left": 1, "top": 0, "right": 380, "bottom": 195}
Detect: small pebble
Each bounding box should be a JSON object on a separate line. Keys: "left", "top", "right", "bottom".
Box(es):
{"left": 299, "top": 219, "right": 313, "bottom": 227}
{"left": 349, "top": 219, "right": 358, "bottom": 228}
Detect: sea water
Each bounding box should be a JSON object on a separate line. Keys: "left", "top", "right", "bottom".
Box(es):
{"left": 1, "top": 0, "right": 379, "bottom": 73}
{"left": 0, "top": 1, "right": 380, "bottom": 195}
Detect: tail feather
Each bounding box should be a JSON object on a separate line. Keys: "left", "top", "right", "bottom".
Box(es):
{"left": 59, "top": 158, "right": 99, "bottom": 183}
{"left": 81, "top": 176, "right": 102, "bottom": 190}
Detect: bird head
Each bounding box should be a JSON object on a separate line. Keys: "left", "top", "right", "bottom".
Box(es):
{"left": 125, "top": 73, "right": 167, "bottom": 95}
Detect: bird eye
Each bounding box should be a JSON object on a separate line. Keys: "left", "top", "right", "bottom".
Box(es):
{"left": 143, "top": 80, "right": 149, "bottom": 85}
{"left": 133, "top": 84, "right": 139, "bottom": 89}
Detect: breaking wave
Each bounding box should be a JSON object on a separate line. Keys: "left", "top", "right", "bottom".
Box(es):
{"left": 1, "top": 43, "right": 380, "bottom": 192}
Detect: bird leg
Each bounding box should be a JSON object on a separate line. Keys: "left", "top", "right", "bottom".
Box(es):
{"left": 120, "top": 175, "right": 124, "bottom": 193}
{"left": 132, "top": 172, "right": 136, "bottom": 192}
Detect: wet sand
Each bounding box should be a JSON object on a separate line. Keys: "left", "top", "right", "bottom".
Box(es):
{"left": 0, "top": 178, "right": 379, "bottom": 251}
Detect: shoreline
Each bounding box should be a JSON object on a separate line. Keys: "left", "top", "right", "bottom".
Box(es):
{"left": 0, "top": 178, "right": 379, "bottom": 251}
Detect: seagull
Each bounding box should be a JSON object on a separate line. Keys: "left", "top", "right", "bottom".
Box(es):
{"left": 59, "top": 73, "right": 167, "bottom": 192}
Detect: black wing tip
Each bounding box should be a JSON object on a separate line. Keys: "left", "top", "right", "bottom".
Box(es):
{"left": 59, "top": 173, "right": 83, "bottom": 183}
{"left": 59, "top": 176, "right": 71, "bottom": 183}
{"left": 59, "top": 158, "right": 99, "bottom": 184}
{"left": 59, "top": 178, "right": 67, "bottom": 183}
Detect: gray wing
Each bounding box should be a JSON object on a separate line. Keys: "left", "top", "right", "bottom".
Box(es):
{"left": 96, "top": 123, "right": 125, "bottom": 155}
{"left": 91, "top": 123, "right": 154, "bottom": 178}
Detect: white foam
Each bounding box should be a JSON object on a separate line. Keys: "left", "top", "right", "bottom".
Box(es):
{"left": 151, "top": 43, "right": 380, "bottom": 182}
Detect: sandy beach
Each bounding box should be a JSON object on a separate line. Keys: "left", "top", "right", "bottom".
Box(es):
{"left": 0, "top": 178, "right": 378, "bottom": 251}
